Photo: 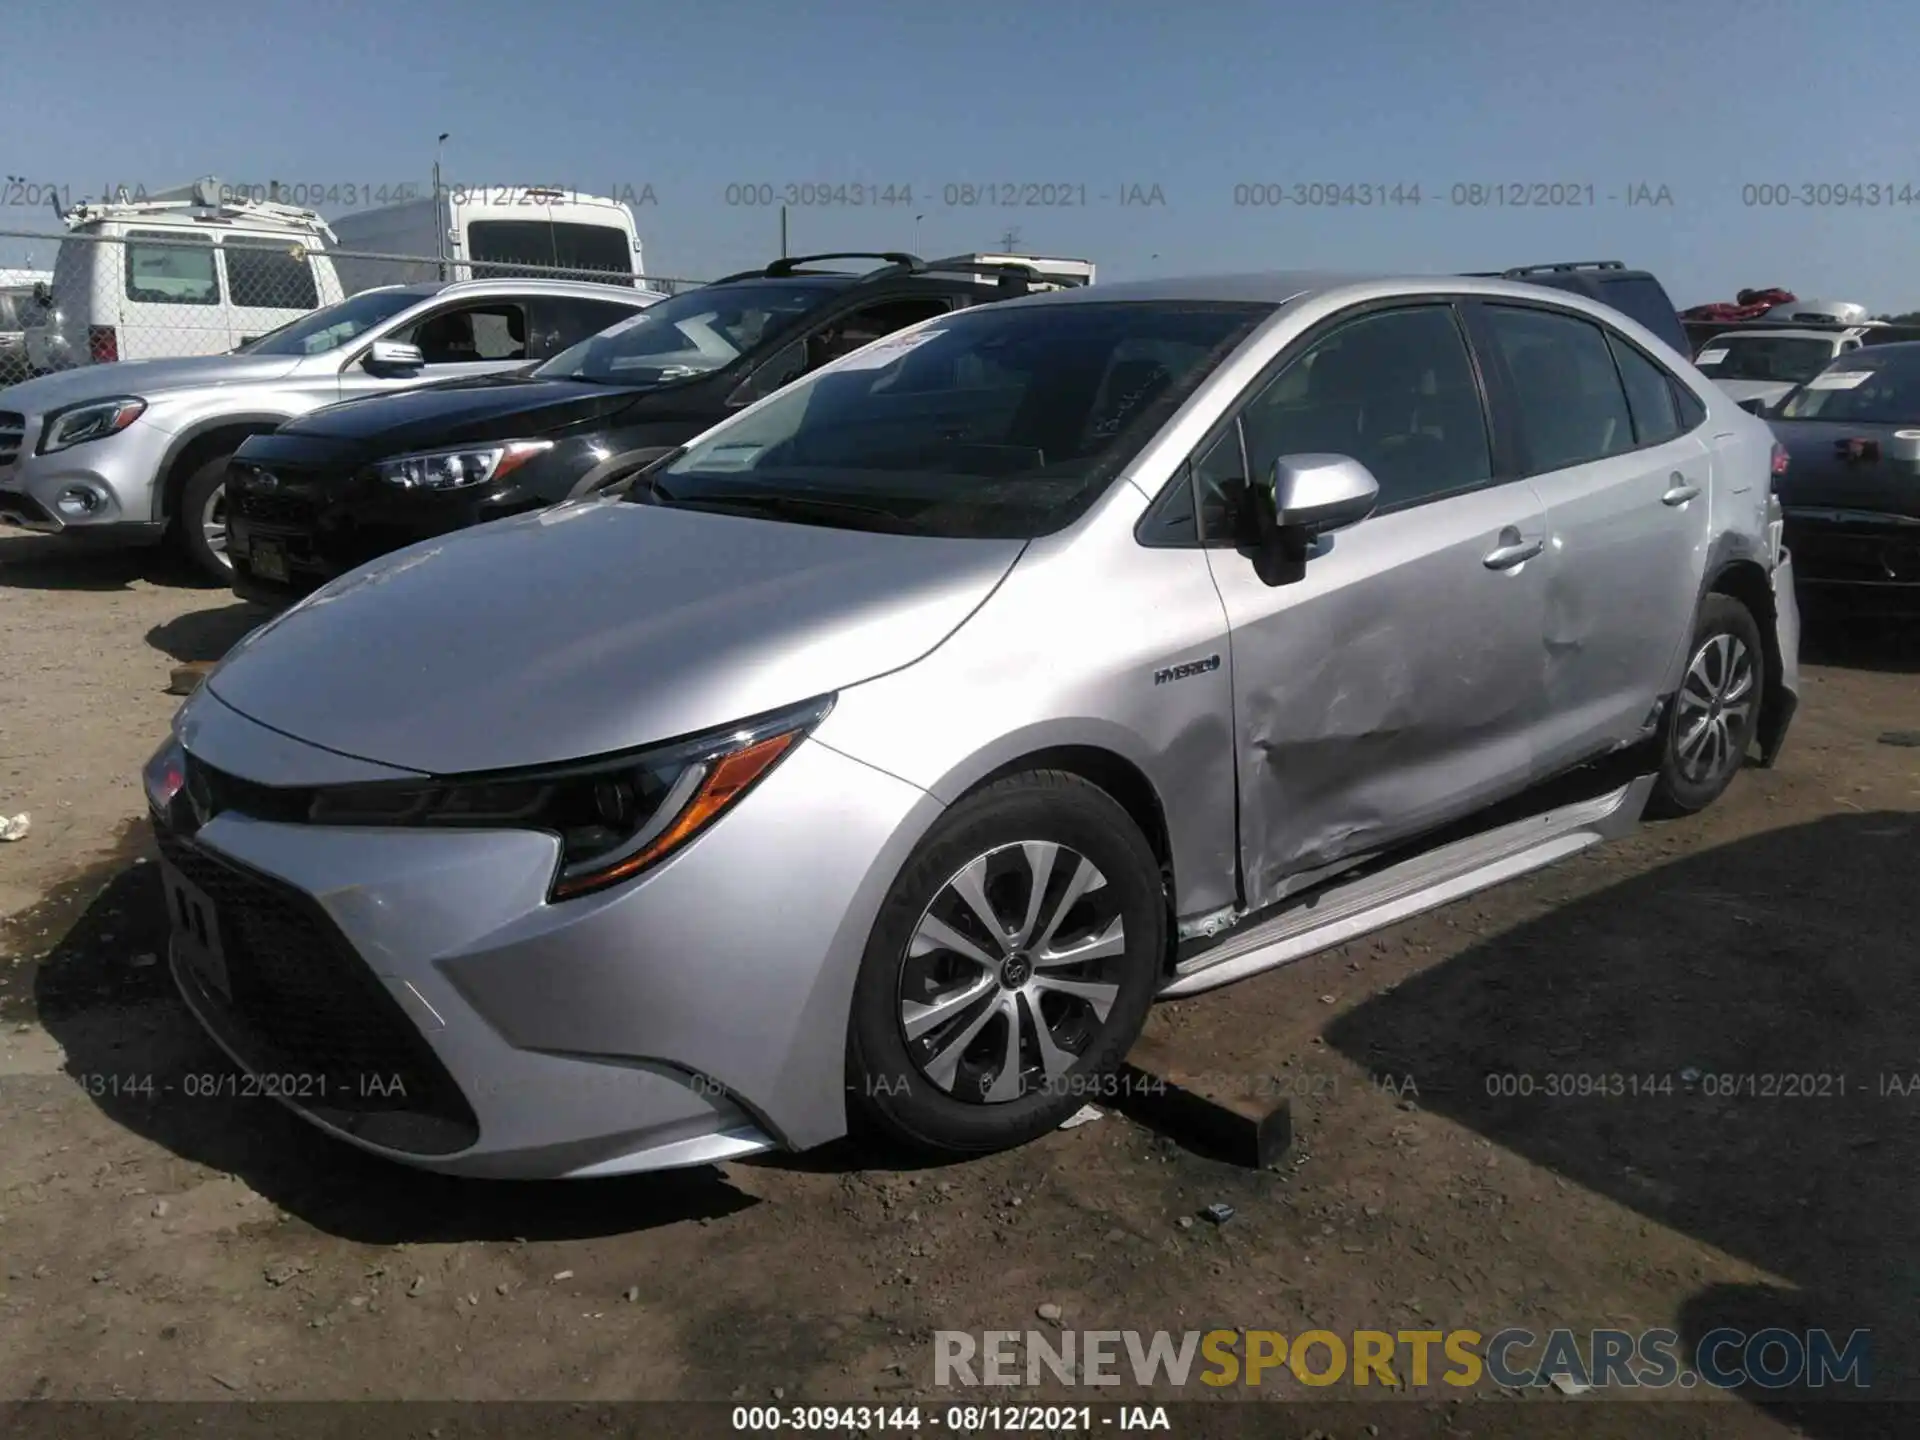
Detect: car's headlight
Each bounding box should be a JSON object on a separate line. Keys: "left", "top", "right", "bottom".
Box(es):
{"left": 303, "top": 695, "right": 834, "bottom": 900}
{"left": 372, "top": 440, "right": 554, "bottom": 491}
{"left": 39, "top": 396, "right": 146, "bottom": 454}
{"left": 142, "top": 735, "right": 187, "bottom": 814}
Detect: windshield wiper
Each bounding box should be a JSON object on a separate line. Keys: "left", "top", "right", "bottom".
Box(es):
{"left": 655, "top": 489, "right": 923, "bottom": 534}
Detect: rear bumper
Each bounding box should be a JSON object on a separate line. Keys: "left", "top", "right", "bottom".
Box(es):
{"left": 1758, "top": 549, "right": 1801, "bottom": 767}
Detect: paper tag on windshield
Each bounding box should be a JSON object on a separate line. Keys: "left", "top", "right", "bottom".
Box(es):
{"left": 831, "top": 329, "right": 944, "bottom": 371}
{"left": 1694, "top": 348, "right": 1728, "bottom": 366}
{"left": 595, "top": 311, "right": 654, "bottom": 338}
{"left": 1807, "top": 370, "right": 1872, "bottom": 389}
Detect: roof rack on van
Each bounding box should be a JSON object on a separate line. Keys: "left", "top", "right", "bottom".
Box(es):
{"left": 58, "top": 174, "right": 336, "bottom": 244}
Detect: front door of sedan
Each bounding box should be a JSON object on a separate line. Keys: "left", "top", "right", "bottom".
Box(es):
{"left": 1196, "top": 302, "right": 1550, "bottom": 912}
{"left": 333, "top": 297, "right": 536, "bottom": 403}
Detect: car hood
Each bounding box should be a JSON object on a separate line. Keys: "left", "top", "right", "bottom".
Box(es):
{"left": 1771, "top": 419, "right": 1920, "bottom": 520}
{"left": 206, "top": 498, "right": 1025, "bottom": 774}
{"left": 277, "top": 373, "right": 643, "bottom": 459}
{"left": 0, "top": 353, "right": 304, "bottom": 410}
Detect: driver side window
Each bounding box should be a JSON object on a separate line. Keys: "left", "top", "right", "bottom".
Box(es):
{"left": 390, "top": 302, "right": 529, "bottom": 365}
{"left": 1187, "top": 304, "right": 1493, "bottom": 544}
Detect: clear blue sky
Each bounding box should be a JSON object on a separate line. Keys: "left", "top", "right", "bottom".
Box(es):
{"left": 4, "top": 0, "right": 1918, "bottom": 309}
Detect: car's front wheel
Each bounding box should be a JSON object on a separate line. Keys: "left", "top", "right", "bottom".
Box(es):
{"left": 847, "top": 770, "right": 1166, "bottom": 1157}
{"left": 1648, "top": 594, "right": 1765, "bottom": 817}
{"left": 171, "top": 452, "right": 235, "bottom": 585}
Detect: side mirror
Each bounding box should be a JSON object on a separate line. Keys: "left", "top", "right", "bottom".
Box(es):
{"left": 1258, "top": 453, "right": 1380, "bottom": 536}
{"left": 364, "top": 339, "right": 425, "bottom": 373}
{"left": 1735, "top": 396, "right": 1770, "bottom": 417}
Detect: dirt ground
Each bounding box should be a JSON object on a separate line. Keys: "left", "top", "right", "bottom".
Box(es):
{"left": 2, "top": 528, "right": 1917, "bottom": 1437}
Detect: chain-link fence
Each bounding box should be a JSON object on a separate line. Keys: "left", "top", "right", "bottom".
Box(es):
{"left": 0, "top": 226, "right": 706, "bottom": 381}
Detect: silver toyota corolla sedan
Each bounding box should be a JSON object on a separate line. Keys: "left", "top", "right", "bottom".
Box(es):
{"left": 143, "top": 271, "right": 1800, "bottom": 1179}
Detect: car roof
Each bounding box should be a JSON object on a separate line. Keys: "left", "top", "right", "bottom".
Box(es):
{"left": 984, "top": 270, "right": 1678, "bottom": 317}
{"left": 372, "top": 277, "right": 660, "bottom": 301}
{"left": 1824, "top": 340, "right": 1920, "bottom": 363}
{"left": 704, "top": 274, "right": 863, "bottom": 293}
{"left": 1706, "top": 328, "right": 1846, "bottom": 341}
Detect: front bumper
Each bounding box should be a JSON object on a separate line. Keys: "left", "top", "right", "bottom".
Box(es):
{"left": 226, "top": 455, "right": 551, "bottom": 602}
{"left": 156, "top": 688, "right": 940, "bottom": 1179}
{"left": 0, "top": 416, "right": 170, "bottom": 539}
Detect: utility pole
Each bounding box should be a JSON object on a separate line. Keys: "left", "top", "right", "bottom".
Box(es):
{"left": 780, "top": 205, "right": 789, "bottom": 258}
{"left": 433, "top": 133, "right": 450, "bottom": 280}
{"left": 1000, "top": 225, "right": 1022, "bottom": 252}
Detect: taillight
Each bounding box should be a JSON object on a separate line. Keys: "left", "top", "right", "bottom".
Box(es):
{"left": 87, "top": 325, "right": 118, "bottom": 363}
{"left": 1770, "top": 442, "right": 1790, "bottom": 478}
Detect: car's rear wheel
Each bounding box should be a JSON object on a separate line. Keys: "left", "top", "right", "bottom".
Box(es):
{"left": 847, "top": 770, "right": 1165, "bottom": 1157}
{"left": 171, "top": 452, "right": 235, "bottom": 585}
{"left": 1648, "top": 594, "right": 1765, "bottom": 817}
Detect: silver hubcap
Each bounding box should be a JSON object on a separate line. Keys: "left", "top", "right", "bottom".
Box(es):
{"left": 202, "top": 483, "right": 230, "bottom": 567}
{"left": 898, "top": 841, "right": 1128, "bottom": 1104}
{"left": 1674, "top": 632, "right": 1755, "bottom": 784}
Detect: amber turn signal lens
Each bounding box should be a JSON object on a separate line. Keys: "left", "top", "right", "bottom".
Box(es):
{"left": 549, "top": 730, "right": 800, "bottom": 899}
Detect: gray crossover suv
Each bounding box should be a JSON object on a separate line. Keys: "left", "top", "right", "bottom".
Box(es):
{"left": 143, "top": 271, "right": 1799, "bottom": 1179}
{"left": 0, "top": 278, "right": 658, "bottom": 578}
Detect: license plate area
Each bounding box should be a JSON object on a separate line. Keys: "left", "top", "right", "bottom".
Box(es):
{"left": 250, "top": 538, "right": 289, "bottom": 583}
{"left": 161, "top": 860, "right": 231, "bottom": 1000}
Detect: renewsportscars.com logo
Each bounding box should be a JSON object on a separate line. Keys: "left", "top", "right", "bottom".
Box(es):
{"left": 934, "top": 1326, "right": 1872, "bottom": 1391}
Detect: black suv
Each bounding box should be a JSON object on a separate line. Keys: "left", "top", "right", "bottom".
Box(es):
{"left": 225, "top": 251, "right": 1090, "bottom": 604}
{"left": 1468, "top": 261, "right": 1690, "bottom": 358}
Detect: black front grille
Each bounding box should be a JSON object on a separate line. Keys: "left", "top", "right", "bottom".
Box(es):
{"left": 184, "top": 751, "right": 313, "bottom": 825}
{"left": 155, "top": 823, "right": 480, "bottom": 1156}
{"left": 0, "top": 409, "right": 24, "bottom": 465}
{"left": 231, "top": 488, "right": 317, "bottom": 529}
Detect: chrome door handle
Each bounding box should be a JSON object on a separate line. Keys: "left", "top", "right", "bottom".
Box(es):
{"left": 1662, "top": 473, "right": 1701, "bottom": 506}
{"left": 1483, "top": 538, "right": 1544, "bottom": 570}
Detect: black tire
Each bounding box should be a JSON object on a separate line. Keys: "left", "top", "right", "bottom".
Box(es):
{"left": 1647, "top": 594, "right": 1766, "bottom": 818}
{"left": 846, "top": 770, "right": 1166, "bottom": 1157}
{"left": 170, "top": 451, "right": 235, "bottom": 585}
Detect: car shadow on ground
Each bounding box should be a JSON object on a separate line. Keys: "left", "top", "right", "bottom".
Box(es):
{"left": 1325, "top": 809, "right": 1919, "bottom": 1437}
{"left": 20, "top": 849, "right": 757, "bottom": 1245}
{"left": 0, "top": 533, "right": 214, "bottom": 593}
{"left": 145, "top": 600, "right": 274, "bottom": 663}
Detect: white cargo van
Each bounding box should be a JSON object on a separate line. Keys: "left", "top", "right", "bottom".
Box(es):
{"left": 24, "top": 177, "right": 343, "bottom": 373}
{"left": 329, "top": 188, "right": 646, "bottom": 294}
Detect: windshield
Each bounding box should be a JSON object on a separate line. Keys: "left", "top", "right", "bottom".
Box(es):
{"left": 1775, "top": 355, "right": 1920, "bottom": 423}
{"left": 634, "top": 299, "right": 1274, "bottom": 540}
{"left": 535, "top": 281, "right": 837, "bottom": 385}
{"left": 1695, "top": 335, "right": 1836, "bottom": 383}
{"left": 237, "top": 288, "right": 425, "bottom": 356}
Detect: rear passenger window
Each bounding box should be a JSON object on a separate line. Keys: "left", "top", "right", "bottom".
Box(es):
{"left": 1607, "top": 334, "right": 1682, "bottom": 446}
{"left": 1235, "top": 304, "right": 1492, "bottom": 511}
{"left": 1484, "top": 306, "right": 1635, "bottom": 473}
{"left": 224, "top": 240, "right": 320, "bottom": 310}
{"left": 1671, "top": 381, "right": 1708, "bottom": 431}
{"left": 124, "top": 231, "right": 219, "bottom": 305}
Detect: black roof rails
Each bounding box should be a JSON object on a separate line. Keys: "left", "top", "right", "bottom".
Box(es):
{"left": 765, "top": 251, "right": 921, "bottom": 277}
{"left": 710, "top": 252, "right": 921, "bottom": 285}
{"left": 1500, "top": 261, "right": 1628, "bottom": 277}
